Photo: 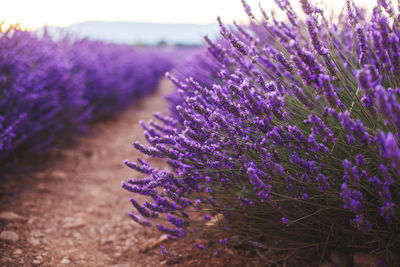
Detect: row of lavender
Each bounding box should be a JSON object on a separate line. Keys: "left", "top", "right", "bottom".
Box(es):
{"left": 125, "top": 0, "right": 400, "bottom": 264}
{"left": 0, "top": 28, "right": 173, "bottom": 175}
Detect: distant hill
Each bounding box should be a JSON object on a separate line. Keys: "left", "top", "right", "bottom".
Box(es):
{"left": 39, "top": 21, "right": 221, "bottom": 45}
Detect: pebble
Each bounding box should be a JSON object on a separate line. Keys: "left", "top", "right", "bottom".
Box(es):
{"left": 0, "top": 230, "right": 19, "bottom": 242}
{"left": 60, "top": 258, "right": 71, "bottom": 264}
{"left": 224, "top": 248, "right": 235, "bottom": 256}
{"left": 44, "top": 228, "right": 54, "bottom": 234}
{"left": 100, "top": 235, "right": 116, "bottom": 245}
{"left": 73, "top": 232, "right": 82, "bottom": 239}
{"left": 13, "top": 249, "right": 23, "bottom": 256}
{"left": 0, "top": 211, "right": 27, "bottom": 221}
{"left": 36, "top": 183, "right": 50, "bottom": 193}
{"left": 63, "top": 217, "right": 86, "bottom": 229}
{"left": 52, "top": 170, "right": 67, "bottom": 180}
{"left": 140, "top": 234, "right": 169, "bottom": 252}
{"left": 33, "top": 231, "right": 46, "bottom": 238}
{"left": 85, "top": 206, "right": 95, "bottom": 213}
{"left": 32, "top": 259, "right": 42, "bottom": 266}
{"left": 30, "top": 238, "right": 40, "bottom": 246}
{"left": 206, "top": 214, "right": 224, "bottom": 227}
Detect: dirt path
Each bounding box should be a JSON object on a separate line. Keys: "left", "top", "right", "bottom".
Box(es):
{"left": 0, "top": 79, "right": 174, "bottom": 267}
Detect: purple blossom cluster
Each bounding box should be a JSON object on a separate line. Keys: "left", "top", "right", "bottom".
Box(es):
{"left": 124, "top": 0, "right": 400, "bottom": 260}
{"left": 0, "top": 28, "right": 173, "bottom": 175}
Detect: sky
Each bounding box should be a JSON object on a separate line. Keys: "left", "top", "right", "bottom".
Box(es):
{"left": 1, "top": 0, "right": 378, "bottom": 30}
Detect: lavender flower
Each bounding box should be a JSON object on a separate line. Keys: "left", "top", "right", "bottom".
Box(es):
{"left": 355, "top": 24, "right": 368, "bottom": 65}
{"left": 123, "top": 0, "right": 400, "bottom": 261}
{"left": 241, "top": 0, "right": 255, "bottom": 19}
{"left": 339, "top": 111, "right": 371, "bottom": 146}
{"left": 346, "top": 0, "right": 357, "bottom": 26}
{"left": 376, "top": 132, "right": 400, "bottom": 175}
{"left": 306, "top": 16, "right": 329, "bottom": 56}
{"left": 300, "top": 0, "right": 322, "bottom": 14}
{"left": 160, "top": 245, "right": 171, "bottom": 257}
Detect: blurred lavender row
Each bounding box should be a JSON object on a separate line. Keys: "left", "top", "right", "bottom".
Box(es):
{"left": 0, "top": 28, "right": 175, "bottom": 176}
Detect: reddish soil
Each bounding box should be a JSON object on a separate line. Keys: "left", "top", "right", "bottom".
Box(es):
{"left": 0, "top": 79, "right": 178, "bottom": 267}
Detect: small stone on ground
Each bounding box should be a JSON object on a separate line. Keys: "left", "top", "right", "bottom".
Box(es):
{"left": 0, "top": 211, "right": 27, "bottom": 221}
{"left": 60, "top": 258, "right": 71, "bottom": 264}
{"left": 0, "top": 230, "right": 19, "bottom": 242}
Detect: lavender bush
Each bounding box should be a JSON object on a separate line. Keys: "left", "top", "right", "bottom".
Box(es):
{"left": 124, "top": 0, "right": 400, "bottom": 263}
{"left": 0, "top": 27, "right": 173, "bottom": 175}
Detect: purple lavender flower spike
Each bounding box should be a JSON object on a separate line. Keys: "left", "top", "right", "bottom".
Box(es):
{"left": 300, "top": 0, "right": 322, "bottom": 14}
{"left": 128, "top": 213, "right": 152, "bottom": 227}
{"left": 339, "top": 111, "right": 371, "bottom": 146}
{"left": 346, "top": 0, "right": 357, "bottom": 26}
{"left": 355, "top": 24, "right": 368, "bottom": 65}
{"left": 306, "top": 16, "right": 329, "bottom": 56}
{"left": 241, "top": 0, "right": 255, "bottom": 19}
{"left": 378, "top": 0, "right": 395, "bottom": 17}
{"left": 160, "top": 245, "right": 170, "bottom": 257}
{"left": 376, "top": 132, "right": 400, "bottom": 175}
{"left": 319, "top": 74, "right": 343, "bottom": 109}
{"left": 307, "top": 113, "right": 335, "bottom": 143}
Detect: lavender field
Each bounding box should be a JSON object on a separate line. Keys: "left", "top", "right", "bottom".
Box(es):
{"left": 1, "top": 0, "right": 400, "bottom": 266}
{"left": 0, "top": 29, "right": 174, "bottom": 176}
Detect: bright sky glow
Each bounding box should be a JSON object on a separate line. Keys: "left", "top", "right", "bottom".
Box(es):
{"left": 1, "top": 0, "right": 377, "bottom": 30}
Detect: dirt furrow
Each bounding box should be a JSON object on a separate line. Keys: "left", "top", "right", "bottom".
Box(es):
{"left": 0, "top": 79, "right": 174, "bottom": 267}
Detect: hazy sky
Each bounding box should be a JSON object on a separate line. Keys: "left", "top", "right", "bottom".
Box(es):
{"left": 1, "top": 0, "right": 377, "bottom": 29}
